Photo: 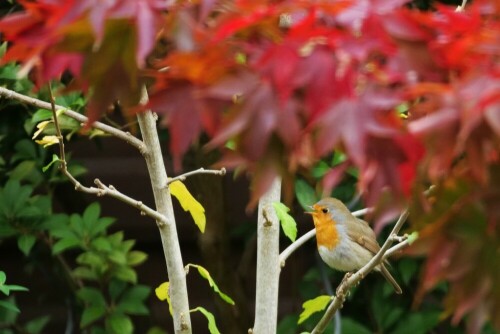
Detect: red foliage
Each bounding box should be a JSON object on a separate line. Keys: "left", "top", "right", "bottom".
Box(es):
{"left": 1, "top": 0, "right": 499, "bottom": 331}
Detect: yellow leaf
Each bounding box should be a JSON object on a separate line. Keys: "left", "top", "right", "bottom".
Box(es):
{"left": 35, "top": 135, "right": 59, "bottom": 147}
{"left": 170, "top": 180, "right": 206, "bottom": 233}
{"left": 32, "top": 121, "right": 51, "bottom": 139}
{"left": 155, "top": 281, "right": 172, "bottom": 315}
{"left": 298, "top": 295, "right": 332, "bottom": 324}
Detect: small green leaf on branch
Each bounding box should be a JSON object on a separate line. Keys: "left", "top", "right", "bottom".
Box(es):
{"left": 42, "top": 154, "right": 61, "bottom": 172}
{"left": 298, "top": 295, "right": 332, "bottom": 324}
{"left": 191, "top": 306, "right": 221, "bottom": 334}
{"left": 272, "top": 202, "right": 297, "bottom": 242}
{"left": 407, "top": 231, "right": 419, "bottom": 245}
{"left": 187, "top": 264, "right": 235, "bottom": 305}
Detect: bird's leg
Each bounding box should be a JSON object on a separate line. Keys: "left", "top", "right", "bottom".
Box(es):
{"left": 336, "top": 272, "right": 353, "bottom": 296}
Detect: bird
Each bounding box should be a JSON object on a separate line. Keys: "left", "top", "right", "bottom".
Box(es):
{"left": 307, "top": 197, "right": 402, "bottom": 294}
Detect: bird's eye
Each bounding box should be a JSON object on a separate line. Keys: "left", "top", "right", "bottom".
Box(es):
{"left": 321, "top": 208, "right": 329, "bottom": 214}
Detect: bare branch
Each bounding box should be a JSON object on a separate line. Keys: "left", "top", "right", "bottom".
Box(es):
{"left": 311, "top": 209, "right": 410, "bottom": 334}
{"left": 0, "top": 86, "right": 146, "bottom": 152}
{"left": 45, "top": 85, "right": 169, "bottom": 226}
{"left": 166, "top": 167, "right": 226, "bottom": 185}
{"left": 456, "top": 0, "right": 468, "bottom": 11}
{"left": 279, "top": 208, "right": 372, "bottom": 266}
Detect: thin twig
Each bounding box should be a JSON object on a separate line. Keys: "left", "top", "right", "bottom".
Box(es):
{"left": 279, "top": 208, "right": 372, "bottom": 266}
{"left": 0, "top": 86, "right": 146, "bottom": 152}
{"left": 46, "top": 86, "right": 169, "bottom": 227}
{"left": 166, "top": 167, "right": 227, "bottom": 185}
{"left": 456, "top": 0, "right": 468, "bottom": 11}
{"left": 311, "top": 209, "right": 410, "bottom": 334}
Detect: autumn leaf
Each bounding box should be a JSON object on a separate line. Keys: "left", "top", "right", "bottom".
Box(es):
{"left": 35, "top": 135, "right": 59, "bottom": 148}
{"left": 154, "top": 281, "right": 172, "bottom": 315}
{"left": 298, "top": 295, "right": 332, "bottom": 324}
{"left": 169, "top": 180, "right": 206, "bottom": 233}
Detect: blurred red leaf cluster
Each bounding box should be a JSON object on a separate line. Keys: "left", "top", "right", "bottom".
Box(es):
{"left": 1, "top": 0, "right": 499, "bottom": 331}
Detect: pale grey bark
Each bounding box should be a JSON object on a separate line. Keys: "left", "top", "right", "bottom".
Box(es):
{"left": 251, "top": 177, "right": 282, "bottom": 334}
{"left": 137, "top": 88, "right": 191, "bottom": 334}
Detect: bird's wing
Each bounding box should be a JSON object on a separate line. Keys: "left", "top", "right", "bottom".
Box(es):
{"left": 346, "top": 218, "right": 381, "bottom": 255}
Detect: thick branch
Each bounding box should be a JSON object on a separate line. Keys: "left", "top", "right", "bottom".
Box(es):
{"left": 251, "top": 177, "right": 282, "bottom": 334}
{"left": 311, "top": 209, "right": 409, "bottom": 334}
{"left": 0, "top": 86, "right": 146, "bottom": 152}
{"left": 137, "top": 87, "right": 192, "bottom": 334}
{"left": 279, "top": 208, "right": 372, "bottom": 266}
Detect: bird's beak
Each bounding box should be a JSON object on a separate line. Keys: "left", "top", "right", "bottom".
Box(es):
{"left": 304, "top": 205, "right": 315, "bottom": 215}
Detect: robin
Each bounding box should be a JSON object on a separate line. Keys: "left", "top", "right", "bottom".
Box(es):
{"left": 307, "top": 197, "right": 402, "bottom": 294}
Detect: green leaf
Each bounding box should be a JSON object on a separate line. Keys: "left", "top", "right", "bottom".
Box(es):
{"left": 383, "top": 307, "right": 404, "bottom": 330}
{"left": 107, "top": 313, "right": 133, "bottom": 334}
{"left": 189, "top": 264, "right": 235, "bottom": 305}
{"left": 114, "top": 267, "right": 137, "bottom": 284}
{"left": 42, "top": 154, "right": 60, "bottom": 172}
{"left": 109, "top": 280, "right": 127, "bottom": 300}
{"left": 170, "top": 180, "right": 206, "bottom": 233}
{"left": 277, "top": 315, "right": 299, "bottom": 334}
{"left": 407, "top": 231, "right": 419, "bottom": 245}
{"left": 272, "top": 202, "right": 297, "bottom": 242}
{"left": 191, "top": 306, "right": 221, "bottom": 334}
{"left": 77, "top": 287, "right": 106, "bottom": 306}
{"left": 398, "top": 259, "right": 418, "bottom": 286}
{"left": 9, "top": 160, "right": 36, "bottom": 180}
{"left": 52, "top": 237, "right": 81, "bottom": 254}
{"left": 83, "top": 203, "right": 101, "bottom": 230}
{"left": 295, "top": 179, "right": 318, "bottom": 211}
{"left": 312, "top": 161, "right": 330, "bottom": 178}
{"left": 80, "top": 305, "right": 106, "bottom": 328}
{"left": 108, "top": 251, "right": 127, "bottom": 265}
{"left": 391, "top": 311, "right": 440, "bottom": 334}
{"left": 0, "top": 271, "right": 6, "bottom": 284}
{"left": 119, "top": 285, "right": 150, "bottom": 305}
{"left": 126, "top": 251, "right": 148, "bottom": 266}
{"left": 91, "top": 237, "right": 112, "bottom": 252}
{"left": 341, "top": 317, "right": 372, "bottom": 334}
{"left": 25, "top": 315, "right": 50, "bottom": 334}
{"left": 116, "top": 301, "right": 149, "bottom": 316}
{"left": 0, "top": 299, "right": 20, "bottom": 313}
{"left": 31, "top": 109, "right": 53, "bottom": 124}
{"left": 298, "top": 295, "right": 331, "bottom": 324}
{"left": 17, "top": 234, "right": 37, "bottom": 256}
{"left": 72, "top": 267, "right": 97, "bottom": 280}
{"left": 3, "top": 285, "right": 28, "bottom": 293}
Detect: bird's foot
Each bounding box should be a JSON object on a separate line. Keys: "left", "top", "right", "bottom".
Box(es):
{"left": 336, "top": 272, "right": 353, "bottom": 297}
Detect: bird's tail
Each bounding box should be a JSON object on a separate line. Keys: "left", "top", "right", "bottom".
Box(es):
{"left": 380, "top": 264, "right": 402, "bottom": 294}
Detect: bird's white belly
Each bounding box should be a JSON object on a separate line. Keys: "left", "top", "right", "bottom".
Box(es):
{"left": 318, "top": 242, "right": 375, "bottom": 272}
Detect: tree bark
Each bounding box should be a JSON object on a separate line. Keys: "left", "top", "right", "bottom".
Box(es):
{"left": 252, "top": 177, "right": 282, "bottom": 334}
{"left": 137, "top": 91, "right": 192, "bottom": 333}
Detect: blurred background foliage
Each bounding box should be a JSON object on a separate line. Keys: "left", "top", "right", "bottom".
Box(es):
{"left": 0, "top": 0, "right": 498, "bottom": 334}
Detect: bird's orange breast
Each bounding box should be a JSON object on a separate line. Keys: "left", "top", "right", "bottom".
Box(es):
{"left": 312, "top": 212, "right": 340, "bottom": 250}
